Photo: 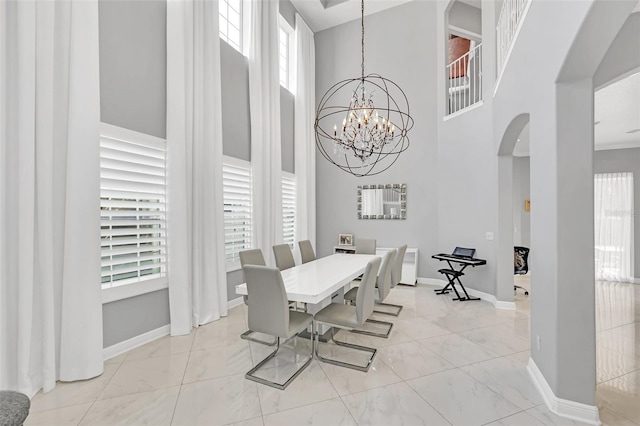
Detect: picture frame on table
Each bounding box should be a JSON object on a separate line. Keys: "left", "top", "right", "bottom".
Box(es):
{"left": 338, "top": 233, "right": 353, "bottom": 246}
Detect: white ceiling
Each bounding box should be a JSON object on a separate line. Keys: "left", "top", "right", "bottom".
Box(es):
{"left": 290, "top": 0, "right": 412, "bottom": 32}
{"left": 513, "top": 72, "right": 640, "bottom": 156}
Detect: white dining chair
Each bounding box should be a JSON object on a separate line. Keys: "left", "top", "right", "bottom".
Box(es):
{"left": 313, "top": 256, "right": 381, "bottom": 372}
{"left": 239, "top": 249, "right": 278, "bottom": 346}
{"left": 374, "top": 244, "right": 407, "bottom": 316}
{"left": 298, "top": 240, "right": 316, "bottom": 264}
{"left": 273, "top": 244, "right": 296, "bottom": 270}
{"left": 244, "top": 265, "right": 314, "bottom": 390}
{"left": 355, "top": 238, "right": 376, "bottom": 254}
{"left": 344, "top": 249, "right": 396, "bottom": 338}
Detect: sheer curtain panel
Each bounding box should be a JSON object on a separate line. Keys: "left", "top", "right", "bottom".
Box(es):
{"left": 594, "top": 173, "right": 634, "bottom": 282}
{"left": 167, "top": 0, "right": 228, "bottom": 335}
{"left": 294, "top": 14, "right": 316, "bottom": 250}
{"left": 0, "top": 0, "right": 103, "bottom": 396}
{"left": 248, "top": 0, "right": 283, "bottom": 265}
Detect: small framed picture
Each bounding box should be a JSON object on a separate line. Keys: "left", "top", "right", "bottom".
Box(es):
{"left": 338, "top": 233, "right": 353, "bottom": 246}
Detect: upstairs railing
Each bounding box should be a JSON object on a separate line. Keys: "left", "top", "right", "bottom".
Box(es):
{"left": 446, "top": 42, "right": 482, "bottom": 115}
{"left": 496, "top": 0, "right": 531, "bottom": 75}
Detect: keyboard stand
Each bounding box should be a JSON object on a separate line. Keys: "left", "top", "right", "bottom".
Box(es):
{"left": 432, "top": 254, "right": 485, "bottom": 302}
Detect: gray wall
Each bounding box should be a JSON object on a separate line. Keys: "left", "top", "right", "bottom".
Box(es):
{"left": 449, "top": 1, "right": 482, "bottom": 37}
{"left": 315, "top": 1, "right": 440, "bottom": 279}
{"left": 99, "top": 0, "right": 167, "bottom": 139}
{"left": 513, "top": 156, "right": 530, "bottom": 247}
{"left": 281, "top": 87, "right": 295, "bottom": 173}
{"left": 221, "top": 42, "right": 252, "bottom": 162}
{"left": 595, "top": 147, "right": 640, "bottom": 277}
{"left": 99, "top": 0, "right": 171, "bottom": 348}
{"left": 280, "top": 0, "right": 296, "bottom": 28}
{"left": 435, "top": 0, "right": 500, "bottom": 297}
{"left": 491, "top": 0, "right": 635, "bottom": 405}
{"left": 103, "top": 290, "right": 170, "bottom": 347}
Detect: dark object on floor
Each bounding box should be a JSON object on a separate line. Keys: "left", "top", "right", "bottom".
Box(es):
{"left": 514, "top": 246, "right": 530, "bottom": 295}
{"left": 0, "top": 390, "right": 30, "bottom": 426}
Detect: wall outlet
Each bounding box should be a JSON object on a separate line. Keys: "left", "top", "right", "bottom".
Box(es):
{"left": 485, "top": 232, "right": 494, "bottom": 240}
{"left": 536, "top": 335, "right": 541, "bottom": 351}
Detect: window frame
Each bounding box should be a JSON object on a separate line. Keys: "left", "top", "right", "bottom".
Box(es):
{"left": 219, "top": 0, "right": 244, "bottom": 54}
{"left": 279, "top": 16, "right": 295, "bottom": 93}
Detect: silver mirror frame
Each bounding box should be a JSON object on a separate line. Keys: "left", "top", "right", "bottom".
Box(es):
{"left": 357, "top": 184, "right": 407, "bottom": 220}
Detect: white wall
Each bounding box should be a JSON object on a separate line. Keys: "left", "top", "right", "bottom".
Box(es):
{"left": 314, "top": 1, "right": 440, "bottom": 279}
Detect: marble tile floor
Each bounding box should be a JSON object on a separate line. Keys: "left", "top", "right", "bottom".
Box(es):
{"left": 25, "top": 278, "right": 640, "bottom": 425}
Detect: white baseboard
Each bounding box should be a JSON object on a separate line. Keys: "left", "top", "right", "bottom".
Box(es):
{"left": 227, "top": 296, "right": 244, "bottom": 310}
{"left": 418, "top": 277, "right": 515, "bottom": 310}
{"left": 417, "top": 277, "right": 447, "bottom": 286}
{"left": 104, "top": 298, "right": 244, "bottom": 361}
{"left": 527, "top": 358, "right": 601, "bottom": 425}
{"left": 632, "top": 277, "right": 640, "bottom": 284}
{"left": 103, "top": 324, "right": 170, "bottom": 361}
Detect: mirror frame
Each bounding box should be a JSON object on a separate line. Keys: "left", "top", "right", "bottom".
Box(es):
{"left": 357, "top": 184, "right": 407, "bottom": 220}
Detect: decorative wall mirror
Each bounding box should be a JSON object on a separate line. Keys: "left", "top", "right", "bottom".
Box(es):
{"left": 357, "top": 184, "right": 407, "bottom": 219}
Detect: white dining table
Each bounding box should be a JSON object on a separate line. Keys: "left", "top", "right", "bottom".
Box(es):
{"left": 236, "top": 253, "right": 379, "bottom": 338}
{"left": 235, "top": 253, "right": 379, "bottom": 305}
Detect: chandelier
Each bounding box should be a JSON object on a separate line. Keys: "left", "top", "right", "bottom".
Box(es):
{"left": 314, "top": 0, "right": 413, "bottom": 177}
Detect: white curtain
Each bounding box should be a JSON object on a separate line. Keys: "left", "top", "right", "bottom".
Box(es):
{"left": 248, "top": 0, "right": 283, "bottom": 266}
{"left": 167, "top": 0, "right": 228, "bottom": 336}
{"left": 294, "top": 14, "right": 316, "bottom": 251}
{"left": 0, "top": 0, "right": 103, "bottom": 396}
{"left": 594, "top": 172, "right": 634, "bottom": 282}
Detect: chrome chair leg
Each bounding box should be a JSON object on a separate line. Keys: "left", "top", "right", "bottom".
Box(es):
{"left": 245, "top": 324, "right": 314, "bottom": 390}
{"left": 373, "top": 302, "right": 403, "bottom": 317}
{"left": 240, "top": 329, "right": 278, "bottom": 346}
{"left": 350, "top": 318, "right": 393, "bottom": 338}
{"left": 314, "top": 327, "right": 376, "bottom": 372}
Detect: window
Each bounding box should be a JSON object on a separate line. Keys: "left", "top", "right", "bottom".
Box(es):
{"left": 223, "top": 156, "right": 253, "bottom": 268}
{"left": 219, "top": 0, "right": 243, "bottom": 53}
{"left": 100, "top": 124, "right": 167, "bottom": 290}
{"left": 279, "top": 18, "right": 295, "bottom": 92}
{"left": 594, "top": 172, "right": 634, "bottom": 281}
{"left": 282, "top": 172, "right": 296, "bottom": 249}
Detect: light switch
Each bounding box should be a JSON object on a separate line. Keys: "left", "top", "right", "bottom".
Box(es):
{"left": 485, "top": 232, "right": 494, "bottom": 240}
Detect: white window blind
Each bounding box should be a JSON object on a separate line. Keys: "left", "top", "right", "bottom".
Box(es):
{"left": 219, "top": 0, "right": 242, "bottom": 53}
{"left": 100, "top": 124, "right": 167, "bottom": 289}
{"left": 282, "top": 172, "right": 296, "bottom": 249}
{"left": 223, "top": 156, "right": 253, "bottom": 266}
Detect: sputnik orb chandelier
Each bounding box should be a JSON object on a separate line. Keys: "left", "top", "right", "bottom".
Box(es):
{"left": 314, "top": 0, "right": 413, "bottom": 177}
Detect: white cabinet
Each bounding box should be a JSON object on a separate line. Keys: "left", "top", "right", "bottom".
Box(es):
{"left": 376, "top": 247, "right": 418, "bottom": 285}
{"left": 333, "top": 245, "right": 418, "bottom": 285}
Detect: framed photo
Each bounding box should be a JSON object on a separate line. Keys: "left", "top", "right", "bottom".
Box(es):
{"left": 338, "top": 233, "right": 353, "bottom": 246}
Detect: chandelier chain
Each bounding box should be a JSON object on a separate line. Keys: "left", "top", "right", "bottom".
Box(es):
{"left": 361, "top": 0, "right": 365, "bottom": 81}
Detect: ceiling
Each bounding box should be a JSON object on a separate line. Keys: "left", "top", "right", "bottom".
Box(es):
{"left": 513, "top": 72, "right": 640, "bottom": 156}
{"left": 290, "top": 0, "right": 412, "bottom": 32}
